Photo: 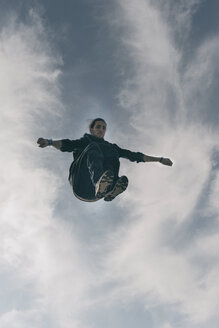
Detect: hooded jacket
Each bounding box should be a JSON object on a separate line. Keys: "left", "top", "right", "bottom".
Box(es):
{"left": 60, "top": 133, "right": 144, "bottom": 201}
{"left": 60, "top": 133, "right": 144, "bottom": 163}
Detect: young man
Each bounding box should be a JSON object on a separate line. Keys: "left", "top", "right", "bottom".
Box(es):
{"left": 37, "top": 118, "right": 173, "bottom": 202}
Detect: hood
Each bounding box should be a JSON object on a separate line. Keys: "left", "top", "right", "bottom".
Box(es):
{"left": 84, "top": 133, "right": 105, "bottom": 142}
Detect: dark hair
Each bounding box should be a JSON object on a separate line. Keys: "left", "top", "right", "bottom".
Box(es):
{"left": 89, "top": 118, "right": 107, "bottom": 129}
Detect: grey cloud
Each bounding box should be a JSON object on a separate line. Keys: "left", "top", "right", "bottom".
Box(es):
{"left": 98, "top": 0, "right": 219, "bottom": 326}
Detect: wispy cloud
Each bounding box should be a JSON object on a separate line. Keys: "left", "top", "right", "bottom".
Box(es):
{"left": 101, "top": 0, "right": 219, "bottom": 326}
{"left": 1, "top": 2, "right": 219, "bottom": 328}
{"left": 0, "top": 10, "right": 94, "bottom": 328}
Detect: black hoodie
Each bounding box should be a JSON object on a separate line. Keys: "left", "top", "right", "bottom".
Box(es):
{"left": 60, "top": 133, "right": 144, "bottom": 201}
{"left": 60, "top": 133, "right": 144, "bottom": 163}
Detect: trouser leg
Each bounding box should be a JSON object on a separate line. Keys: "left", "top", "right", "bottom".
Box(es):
{"left": 86, "top": 143, "right": 105, "bottom": 186}
{"left": 103, "top": 158, "right": 120, "bottom": 181}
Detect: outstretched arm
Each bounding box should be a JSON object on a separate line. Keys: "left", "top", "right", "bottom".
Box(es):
{"left": 143, "top": 154, "right": 173, "bottom": 166}
{"left": 37, "top": 138, "right": 62, "bottom": 150}
{"left": 114, "top": 144, "right": 173, "bottom": 166}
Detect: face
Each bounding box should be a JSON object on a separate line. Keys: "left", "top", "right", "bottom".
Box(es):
{"left": 90, "top": 120, "right": 106, "bottom": 138}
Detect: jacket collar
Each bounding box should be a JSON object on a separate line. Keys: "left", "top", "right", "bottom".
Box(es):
{"left": 84, "top": 133, "right": 104, "bottom": 142}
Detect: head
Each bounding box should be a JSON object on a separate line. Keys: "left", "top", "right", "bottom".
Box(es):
{"left": 89, "top": 118, "right": 107, "bottom": 139}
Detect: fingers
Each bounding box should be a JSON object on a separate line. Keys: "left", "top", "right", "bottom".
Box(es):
{"left": 37, "top": 138, "right": 48, "bottom": 148}
{"left": 161, "top": 158, "right": 173, "bottom": 166}
{"left": 167, "top": 159, "right": 173, "bottom": 166}
{"left": 37, "top": 137, "right": 44, "bottom": 144}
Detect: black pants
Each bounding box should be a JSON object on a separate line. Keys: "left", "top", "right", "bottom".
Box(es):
{"left": 86, "top": 142, "right": 120, "bottom": 185}
{"left": 70, "top": 142, "right": 120, "bottom": 201}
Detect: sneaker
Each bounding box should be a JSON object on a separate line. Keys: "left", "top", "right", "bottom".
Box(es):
{"left": 95, "top": 170, "right": 114, "bottom": 198}
{"left": 104, "top": 176, "right": 128, "bottom": 201}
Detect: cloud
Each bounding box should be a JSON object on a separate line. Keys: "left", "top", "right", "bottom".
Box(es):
{"left": 183, "top": 37, "right": 219, "bottom": 125}
{"left": 101, "top": 0, "right": 219, "bottom": 326}
{"left": 0, "top": 9, "right": 94, "bottom": 328}
{"left": 1, "top": 2, "right": 219, "bottom": 328}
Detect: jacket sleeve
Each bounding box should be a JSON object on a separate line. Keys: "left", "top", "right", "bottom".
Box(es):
{"left": 114, "top": 144, "right": 144, "bottom": 163}
{"left": 60, "top": 138, "right": 88, "bottom": 152}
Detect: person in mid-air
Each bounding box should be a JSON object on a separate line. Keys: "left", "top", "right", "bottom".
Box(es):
{"left": 37, "top": 118, "right": 173, "bottom": 202}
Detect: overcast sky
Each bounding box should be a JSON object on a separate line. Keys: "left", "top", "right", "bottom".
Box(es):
{"left": 0, "top": 0, "right": 219, "bottom": 327}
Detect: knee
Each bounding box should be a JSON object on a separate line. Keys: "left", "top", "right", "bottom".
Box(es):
{"left": 86, "top": 142, "right": 103, "bottom": 155}
{"left": 88, "top": 142, "right": 100, "bottom": 150}
{"left": 86, "top": 144, "right": 104, "bottom": 164}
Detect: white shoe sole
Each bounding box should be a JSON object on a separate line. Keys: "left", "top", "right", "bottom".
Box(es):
{"left": 95, "top": 170, "right": 114, "bottom": 198}
{"left": 104, "top": 176, "right": 128, "bottom": 201}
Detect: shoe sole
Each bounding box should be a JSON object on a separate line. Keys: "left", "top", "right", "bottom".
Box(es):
{"left": 95, "top": 170, "right": 114, "bottom": 198}
{"left": 104, "top": 176, "right": 128, "bottom": 201}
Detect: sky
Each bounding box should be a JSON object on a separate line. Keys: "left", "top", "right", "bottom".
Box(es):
{"left": 0, "top": 0, "right": 219, "bottom": 327}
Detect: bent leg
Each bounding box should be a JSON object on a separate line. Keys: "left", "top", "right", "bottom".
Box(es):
{"left": 71, "top": 142, "right": 121, "bottom": 201}
{"left": 86, "top": 143, "right": 105, "bottom": 186}
{"left": 70, "top": 143, "right": 105, "bottom": 201}
{"left": 103, "top": 158, "right": 120, "bottom": 181}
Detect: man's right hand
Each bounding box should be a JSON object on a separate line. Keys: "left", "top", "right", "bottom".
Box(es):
{"left": 37, "top": 138, "right": 49, "bottom": 148}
